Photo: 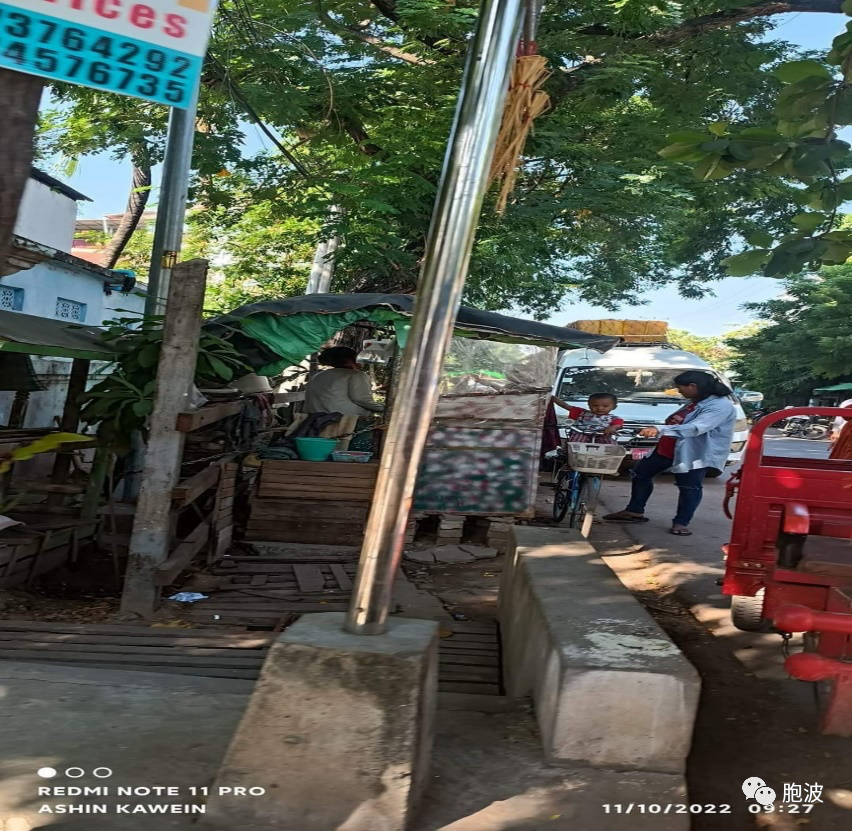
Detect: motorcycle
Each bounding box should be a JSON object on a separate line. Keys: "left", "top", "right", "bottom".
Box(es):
{"left": 749, "top": 407, "right": 770, "bottom": 424}
{"left": 783, "top": 415, "right": 831, "bottom": 440}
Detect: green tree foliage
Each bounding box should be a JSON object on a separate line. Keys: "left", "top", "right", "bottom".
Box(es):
{"left": 660, "top": 3, "right": 852, "bottom": 279}
{"left": 668, "top": 322, "right": 764, "bottom": 370}
{"left": 727, "top": 264, "right": 852, "bottom": 406}
{"left": 667, "top": 329, "right": 734, "bottom": 369}
{"left": 39, "top": 1, "right": 849, "bottom": 313}
{"left": 80, "top": 315, "right": 250, "bottom": 453}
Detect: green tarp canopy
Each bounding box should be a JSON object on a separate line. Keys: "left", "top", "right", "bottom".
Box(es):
{"left": 813, "top": 383, "right": 852, "bottom": 393}
{"left": 206, "top": 293, "right": 618, "bottom": 376}
{"left": 0, "top": 309, "right": 114, "bottom": 361}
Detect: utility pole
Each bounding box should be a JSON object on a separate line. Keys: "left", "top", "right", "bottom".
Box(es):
{"left": 305, "top": 206, "right": 342, "bottom": 295}
{"left": 121, "top": 259, "right": 209, "bottom": 618}
{"left": 345, "top": 0, "right": 524, "bottom": 635}
{"left": 144, "top": 91, "right": 199, "bottom": 316}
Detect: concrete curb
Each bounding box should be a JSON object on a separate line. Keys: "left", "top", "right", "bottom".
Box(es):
{"left": 499, "top": 525, "right": 701, "bottom": 774}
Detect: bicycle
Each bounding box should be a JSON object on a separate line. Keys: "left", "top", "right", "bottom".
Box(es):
{"left": 551, "top": 426, "right": 627, "bottom": 536}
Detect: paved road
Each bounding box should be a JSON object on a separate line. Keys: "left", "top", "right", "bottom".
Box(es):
{"left": 589, "top": 432, "right": 852, "bottom": 826}
{"left": 762, "top": 430, "right": 830, "bottom": 460}
{"left": 595, "top": 430, "right": 832, "bottom": 678}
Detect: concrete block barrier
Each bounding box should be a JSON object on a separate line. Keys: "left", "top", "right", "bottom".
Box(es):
{"left": 499, "top": 526, "right": 700, "bottom": 774}
{"left": 202, "top": 613, "right": 438, "bottom": 831}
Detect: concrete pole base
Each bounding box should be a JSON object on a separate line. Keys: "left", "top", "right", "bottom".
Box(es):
{"left": 201, "top": 613, "right": 439, "bottom": 831}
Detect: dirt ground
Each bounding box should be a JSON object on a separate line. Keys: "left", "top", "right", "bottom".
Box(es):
{"left": 404, "top": 459, "right": 852, "bottom": 830}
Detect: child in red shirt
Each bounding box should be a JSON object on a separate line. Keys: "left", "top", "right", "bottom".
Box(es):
{"left": 552, "top": 392, "right": 624, "bottom": 444}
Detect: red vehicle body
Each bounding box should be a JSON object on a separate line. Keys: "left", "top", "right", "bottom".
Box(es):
{"left": 722, "top": 407, "right": 852, "bottom": 735}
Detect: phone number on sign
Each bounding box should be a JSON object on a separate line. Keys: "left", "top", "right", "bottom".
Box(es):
{"left": 0, "top": 5, "right": 196, "bottom": 106}
{"left": 603, "top": 804, "right": 733, "bottom": 814}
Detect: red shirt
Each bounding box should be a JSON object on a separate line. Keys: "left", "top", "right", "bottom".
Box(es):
{"left": 656, "top": 403, "right": 696, "bottom": 458}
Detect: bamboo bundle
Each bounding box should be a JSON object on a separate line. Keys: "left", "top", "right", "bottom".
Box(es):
{"left": 489, "top": 53, "right": 551, "bottom": 214}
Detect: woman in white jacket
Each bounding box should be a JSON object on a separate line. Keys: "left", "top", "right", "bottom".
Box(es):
{"left": 604, "top": 371, "right": 737, "bottom": 536}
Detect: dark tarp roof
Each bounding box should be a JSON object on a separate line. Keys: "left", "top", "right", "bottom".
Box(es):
{"left": 207, "top": 293, "right": 618, "bottom": 373}
{"left": 0, "top": 309, "right": 113, "bottom": 360}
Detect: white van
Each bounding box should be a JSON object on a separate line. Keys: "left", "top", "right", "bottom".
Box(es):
{"left": 552, "top": 344, "right": 748, "bottom": 468}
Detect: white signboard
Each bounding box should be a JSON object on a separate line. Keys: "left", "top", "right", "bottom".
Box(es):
{"left": 0, "top": 0, "right": 217, "bottom": 107}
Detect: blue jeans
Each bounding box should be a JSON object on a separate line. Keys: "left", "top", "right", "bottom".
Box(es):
{"left": 625, "top": 452, "right": 708, "bottom": 527}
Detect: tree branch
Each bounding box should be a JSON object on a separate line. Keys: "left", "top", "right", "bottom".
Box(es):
{"left": 316, "top": 2, "right": 432, "bottom": 66}
{"left": 580, "top": 0, "right": 844, "bottom": 42}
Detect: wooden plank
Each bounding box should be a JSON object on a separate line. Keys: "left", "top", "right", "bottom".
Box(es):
{"left": 192, "top": 602, "right": 346, "bottom": 614}
{"left": 0, "top": 631, "right": 271, "bottom": 648}
{"left": 437, "top": 665, "right": 500, "bottom": 682}
{"left": 171, "top": 465, "right": 220, "bottom": 506}
{"left": 258, "top": 481, "right": 375, "bottom": 496}
{"left": 437, "top": 632, "right": 497, "bottom": 643}
{"left": 7, "top": 660, "right": 260, "bottom": 680}
{"left": 247, "top": 518, "right": 364, "bottom": 530}
{"left": 216, "top": 495, "right": 235, "bottom": 511}
{"left": 213, "top": 560, "right": 352, "bottom": 572}
{"left": 249, "top": 502, "right": 368, "bottom": 521}
{"left": 12, "top": 482, "right": 86, "bottom": 495}
{"left": 0, "top": 648, "right": 264, "bottom": 667}
{"left": 0, "top": 620, "right": 257, "bottom": 637}
{"left": 244, "top": 530, "right": 364, "bottom": 545}
{"left": 0, "top": 640, "right": 269, "bottom": 659}
{"left": 261, "top": 460, "right": 378, "bottom": 477}
{"left": 292, "top": 564, "right": 326, "bottom": 593}
{"left": 447, "top": 622, "right": 498, "bottom": 634}
{"left": 438, "top": 653, "right": 499, "bottom": 667}
{"left": 329, "top": 564, "right": 353, "bottom": 591}
{"left": 256, "top": 488, "right": 373, "bottom": 502}
{"left": 437, "top": 682, "right": 501, "bottom": 695}
{"left": 260, "top": 471, "right": 377, "bottom": 486}
{"left": 156, "top": 520, "right": 211, "bottom": 586}
{"left": 176, "top": 401, "right": 243, "bottom": 433}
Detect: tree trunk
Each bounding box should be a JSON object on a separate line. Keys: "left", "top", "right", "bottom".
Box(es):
{"left": 0, "top": 69, "right": 44, "bottom": 271}
{"left": 101, "top": 154, "right": 152, "bottom": 269}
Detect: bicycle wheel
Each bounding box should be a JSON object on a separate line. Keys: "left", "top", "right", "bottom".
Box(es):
{"left": 552, "top": 469, "right": 576, "bottom": 522}
{"left": 568, "top": 475, "right": 602, "bottom": 536}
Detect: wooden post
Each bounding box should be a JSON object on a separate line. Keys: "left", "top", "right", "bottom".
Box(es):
{"left": 120, "top": 259, "right": 209, "bottom": 618}
{"left": 48, "top": 358, "right": 90, "bottom": 504}
{"left": 80, "top": 443, "right": 112, "bottom": 520}
{"left": 7, "top": 390, "right": 29, "bottom": 428}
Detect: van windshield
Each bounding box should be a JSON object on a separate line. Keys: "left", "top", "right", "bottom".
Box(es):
{"left": 558, "top": 366, "right": 691, "bottom": 401}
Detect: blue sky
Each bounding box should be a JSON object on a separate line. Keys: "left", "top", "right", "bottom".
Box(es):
{"left": 56, "top": 12, "right": 844, "bottom": 335}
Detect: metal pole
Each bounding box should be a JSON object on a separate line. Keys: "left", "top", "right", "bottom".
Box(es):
{"left": 344, "top": 0, "right": 523, "bottom": 635}
{"left": 144, "top": 90, "right": 199, "bottom": 317}
{"left": 305, "top": 206, "right": 341, "bottom": 295}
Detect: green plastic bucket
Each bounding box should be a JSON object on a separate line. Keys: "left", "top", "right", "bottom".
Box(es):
{"left": 295, "top": 437, "right": 339, "bottom": 462}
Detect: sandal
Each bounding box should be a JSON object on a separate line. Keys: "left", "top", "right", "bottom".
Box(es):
{"left": 603, "top": 512, "right": 650, "bottom": 523}
{"left": 669, "top": 528, "right": 693, "bottom": 536}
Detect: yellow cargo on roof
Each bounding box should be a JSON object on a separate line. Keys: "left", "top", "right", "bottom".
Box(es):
{"left": 568, "top": 319, "right": 668, "bottom": 343}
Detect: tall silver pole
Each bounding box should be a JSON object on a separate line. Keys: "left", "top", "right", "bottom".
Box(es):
{"left": 305, "top": 205, "right": 341, "bottom": 295}
{"left": 144, "top": 89, "right": 199, "bottom": 316}
{"left": 345, "top": 0, "right": 523, "bottom": 635}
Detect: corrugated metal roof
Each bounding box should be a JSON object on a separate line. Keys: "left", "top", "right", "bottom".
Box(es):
{"left": 0, "top": 309, "right": 113, "bottom": 360}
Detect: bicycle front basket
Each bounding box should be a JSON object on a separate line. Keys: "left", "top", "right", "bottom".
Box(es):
{"left": 566, "top": 443, "right": 626, "bottom": 475}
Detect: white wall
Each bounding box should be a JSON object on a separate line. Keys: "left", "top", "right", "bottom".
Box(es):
{"left": 14, "top": 179, "right": 78, "bottom": 252}
{"left": 1, "top": 261, "right": 144, "bottom": 325}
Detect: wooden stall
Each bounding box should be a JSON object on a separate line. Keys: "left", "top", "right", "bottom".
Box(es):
{"left": 0, "top": 310, "right": 111, "bottom": 588}
{"left": 413, "top": 392, "right": 547, "bottom": 517}
{"left": 246, "top": 460, "right": 378, "bottom": 545}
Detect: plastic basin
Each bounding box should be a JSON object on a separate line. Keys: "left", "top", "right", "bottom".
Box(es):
{"left": 295, "top": 437, "right": 339, "bottom": 462}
